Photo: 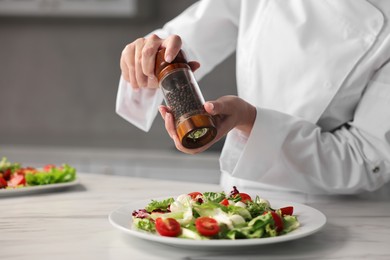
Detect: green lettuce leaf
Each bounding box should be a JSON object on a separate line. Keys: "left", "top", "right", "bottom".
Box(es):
{"left": 202, "top": 192, "right": 226, "bottom": 203}
{"left": 193, "top": 201, "right": 226, "bottom": 216}
{"left": 25, "top": 164, "right": 76, "bottom": 186}
{"left": 246, "top": 196, "right": 272, "bottom": 218}
{"left": 227, "top": 205, "right": 252, "bottom": 220}
{"left": 133, "top": 218, "right": 155, "bottom": 232}
{"left": 282, "top": 215, "right": 300, "bottom": 234}
{"left": 145, "top": 198, "right": 174, "bottom": 213}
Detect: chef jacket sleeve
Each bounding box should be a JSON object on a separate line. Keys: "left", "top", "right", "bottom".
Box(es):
{"left": 116, "top": 0, "right": 239, "bottom": 131}
{"left": 225, "top": 61, "right": 390, "bottom": 194}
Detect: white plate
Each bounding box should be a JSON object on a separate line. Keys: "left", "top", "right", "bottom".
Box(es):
{"left": 0, "top": 179, "right": 80, "bottom": 197}
{"left": 109, "top": 198, "right": 327, "bottom": 249}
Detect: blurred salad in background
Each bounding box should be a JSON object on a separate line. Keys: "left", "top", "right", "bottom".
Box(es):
{"left": 0, "top": 157, "right": 77, "bottom": 189}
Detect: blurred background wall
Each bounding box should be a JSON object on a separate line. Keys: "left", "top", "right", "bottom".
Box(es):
{"left": 0, "top": 0, "right": 236, "bottom": 153}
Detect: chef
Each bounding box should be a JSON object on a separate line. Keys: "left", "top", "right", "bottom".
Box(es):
{"left": 116, "top": 0, "right": 390, "bottom": 197}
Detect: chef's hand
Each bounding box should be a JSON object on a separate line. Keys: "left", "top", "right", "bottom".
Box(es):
{"left": 120, "top": 34, "right": 200, "bottom": 90}
{"left": 159, "top": 96, "right": 257, "bottom": 155}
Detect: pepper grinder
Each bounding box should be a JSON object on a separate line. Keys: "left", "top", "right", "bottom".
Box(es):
{"left": 155, "top": 48, "right": 217, "bottom": 149}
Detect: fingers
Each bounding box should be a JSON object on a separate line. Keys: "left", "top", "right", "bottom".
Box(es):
{"left": 121, "top": 38, "right": 146, "bottom": 89}
{"left": 204, "top": 97, "right": 239, "bottom": 135}
{"left": 120, "top": 34, "right": 185, "bottom": 89}
{"left": 164, "top": 113, "right": 177, "bottom": 140}
{"left": 142, "top": 34, "right": 162, "bottom": 79}
{"left": 159, "top": 105, "right": 212, "bottom": 155}
{"left": 163, "top": 35, "right": 200, "bottom": 73}
{"left": 120, "top": 35, "right": 161, "bottom": 89}
{"left": 121, "top": 42, "right": 138, "bottom": 89}
{"left": 134, "top": 38, "right": 148, "bottom": 88}
{"left": 120, "top": 55, "right": 130, "bottom": 82}
{"left": 204, "top": 102, "right": 216, "bottom": 115}
{"left": 204, "top": 95, "right": 239, "bottom": 116}
{"left": 161, "top": 35, "right": 182, "bottom": 63}
{"left": 159, "top": 95, "right": 253, "bottom": 154}
{"left": 159, "top": 106, "right": 178, "bottom": 140}
{"left": 207, "top": 96, "right": 256, "bottom": 135}
{"left": 204, "top": 100, "right": 228, "bottom": 117}
{"left": 158, "top": 105, "right": 169, "bottom": 119}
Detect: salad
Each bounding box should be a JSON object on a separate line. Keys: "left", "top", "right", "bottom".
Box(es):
{"left": 0, "top": 157, "right": 77, "bottom": 189}
{"left": 132, "top": 187, "right": 300, "bottom": 240}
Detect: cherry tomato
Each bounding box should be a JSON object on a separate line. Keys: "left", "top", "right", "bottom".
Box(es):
{"left": 270, "top": 211, "right": 284, "bottom": 232}
{"left": 234, "top": 193, "right": 252, "bottom": 203}
{"left": 155, "top": 217, "right": 181, "bottom": 237}
{"left": 195, "top": 217, "right": 220, "bottom": 237}
{"left": 188, "top": 192, "right": 203, "bottom": 203}
{"left": 7, "top": 174, "right": 26, "bottom": 188}
{"left": 220, "top": 198, "right": 229, "bottom": 206}
{"left": 188, "top": 192, "right": 202, "bottom": 200}
{"left": 43, "top": 164, "right": 56, "bottom": 172}
{"left": 279, "top": 206, "right": 294, "bottom": 216}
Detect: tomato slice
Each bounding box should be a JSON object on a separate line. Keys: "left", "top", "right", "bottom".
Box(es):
{"left": 220, "top": 198, "right": 229, "bottom": 206}
{"left": 155, "top": 217, "right": 181, "bottom": 237}
{"left": 7, "top": 174, "right": 26, "bottom": 188}
{"left": 188, "top": 192, "right": 202, "bottom": 199}
{"left": 188, "top": 191, "right": 203, "bottom": 203}
{"left": 270, "top": 211, "right": 284, "bottom": 232}
{"left": 279, "top": 206, "right": 294, "bottom": 216}
{"left": 195, "top": 217, "right": 220, "bottom": 237}
{"left": 234, "top": 193, "right": 252, "bottom": 203}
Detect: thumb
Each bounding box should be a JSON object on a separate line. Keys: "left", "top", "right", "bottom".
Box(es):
{"left": 205, "top": 96, "right": 239, "bottom": 116}
{"left": 204, "top": 100, "right": 227, "bottom": 116}
{"left": 204, "top": 102, "right": 216, "bottom": 115}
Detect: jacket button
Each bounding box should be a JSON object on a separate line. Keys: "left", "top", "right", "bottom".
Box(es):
{"left": 372, "top": 166, "right": 380, "bottom": 173}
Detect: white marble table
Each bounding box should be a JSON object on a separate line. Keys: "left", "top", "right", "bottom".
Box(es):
{"left": 1, "top": 173, "right": 389, "bottom": 260}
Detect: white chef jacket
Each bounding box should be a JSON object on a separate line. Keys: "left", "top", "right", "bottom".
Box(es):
{"left": 116, "top": 0, "right": 390, "bottom": 196}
